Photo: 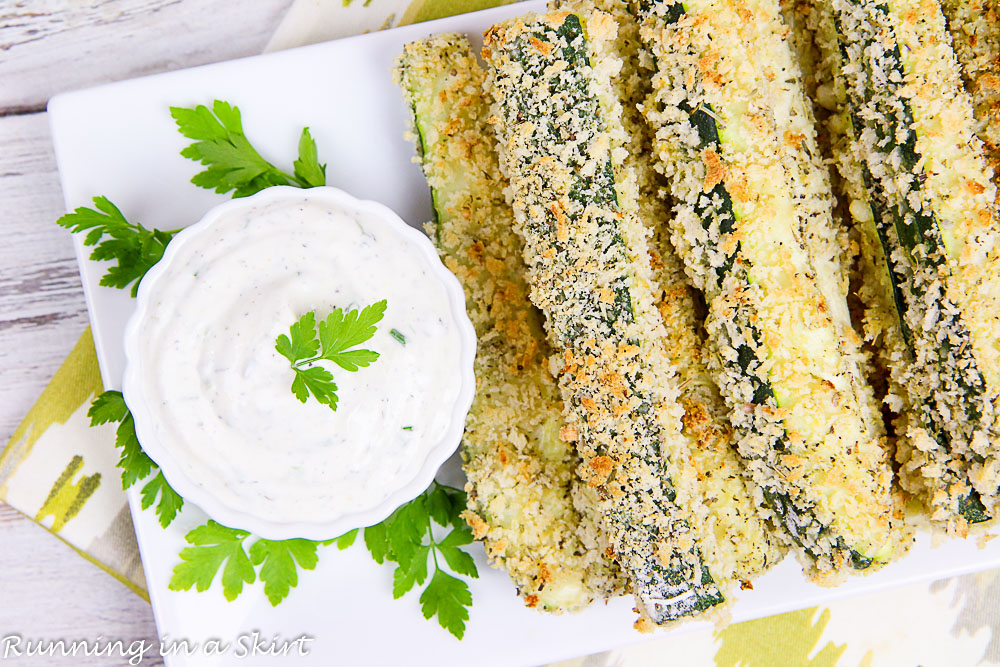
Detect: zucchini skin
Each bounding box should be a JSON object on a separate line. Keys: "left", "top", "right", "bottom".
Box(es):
{"left": 484, "top": 11, "right": 727, "bottom": 623}
{"left": 556, "top": 0, "right": 782, "bottom": 587}
{"left": 635, "top": 0, "right": 906, "bottom": 577}
{"left": 799, "top": 0, "right": 1000, "bottom": 528}
{"left": 394, "top": 34, "right": 624, "bottom": 612}
{"left": 666, "top": 91, "right": 831, "bottom": 558}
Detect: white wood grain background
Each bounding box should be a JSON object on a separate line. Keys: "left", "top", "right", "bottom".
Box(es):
{"left": 0, "top": 2, "right": 292, "bottom": 664}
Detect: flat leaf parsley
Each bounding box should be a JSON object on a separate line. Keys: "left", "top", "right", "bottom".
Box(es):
{"left": 88, "top": 391, "right": 184, "bottom": 528}
{"left": 169, "top": 521, "right": 322, "bottom": 606}
{"left": 170, "top": 100, "right": 327, "bottom": 197}
{"left": 275, "top": 300, "right": 386, "bottom": 411}
{"left": 90, "top": 393, "right": 477, "bottom": 629}
{"left": 58, "top": 101, "right": 326, "bottom": 298}
{"left": 361, "top": 482, "right": 478, "bottom": 639}
{"left": 168, "top": 482, "right": 478, "bottom": 628}
{"left": 56, "top": 197, "right": 179, "bottom": 297}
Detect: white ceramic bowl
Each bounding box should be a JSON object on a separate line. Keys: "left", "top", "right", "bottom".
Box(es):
{"left": 122, "top": 186, "right": 476, "bottom": 540}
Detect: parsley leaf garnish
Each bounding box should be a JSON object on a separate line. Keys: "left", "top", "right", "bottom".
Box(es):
{"left": 359, "top": 482, "right": 477, "bottom": 639}
{"left": 275, "top": 300, "right": 386, "bottom": 410}
{"left": 292, "top": 126, "right": 327, "bottom": 189}
{"left": 87, "top": 391, "right": 328, "bottom": 601}
{"left": 169, "top": 521, "right": 256, "bottom": 601}
{"left": 421, "top": 571, "right": 474, "bottom": 638}
{"left": 161, "top": 479, "right": 477, "bottom": 626}
{"left": 87, "top": 392, "right": 476, "bottom": 618}
{"left": 168, "top": 521, "right": 322, "bottom": 606}
{"left": 333, "top": 529, "right": 358, "bottom": 550}
{"left": 170, "top": 100, "right": 326, "bottom": 197}
{"left": 58, "top": 100, "right": 328, "bottom": 297}
{"left": 139, "top": 470, "right": 185, "bottom": 528}
{"left": 87, "top": 390, "right": 184, "bottom": 528}
{"left": 87, "top": 388, "right": 129, "bottom": 426}
{"left": 56, "top": 197, "right": 179, "bottom": 297}
{"left": 249, "top": 538, "right": 321, "bottom": 606}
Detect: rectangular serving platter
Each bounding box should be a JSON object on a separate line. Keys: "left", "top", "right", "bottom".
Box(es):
{"left": 47, "top": 2, "right": 1000, "bottom": 665}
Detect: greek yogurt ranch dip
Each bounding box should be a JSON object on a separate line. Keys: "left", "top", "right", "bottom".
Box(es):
{"left": 129, "top": 189, "right": 468, "bottom": 531}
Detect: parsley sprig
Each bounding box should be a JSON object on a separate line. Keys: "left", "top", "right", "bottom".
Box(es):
{"left": 168, "top": 521, "right": 322, "bottom": 606}
{"left": 58, "top": 99, "right": 326, "bottom": 297}
{"left": 88, "top": 391, "right": 184, "bottom": 528}
{"left": 89, "top": 391, "right": 331, "bottom": 607}
{"left": 170, "top": 100, "right": 326, "bottom": 197}
{"left": 362, "top": 482, "right": 478, "bottom": 639}
{"left": 275, "top": 300, "right": 386, "bottom": 410}
{"left": 89, "top": 393, "right": 477, "bottom": 633}
{"left": 166, "top": 483, "right": 478, "bottom": 633}
{"left": 56, "top": 198, "right": 179, "bottom": 297}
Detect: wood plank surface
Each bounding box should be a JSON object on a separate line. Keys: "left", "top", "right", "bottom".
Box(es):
{"left": 0, "top": 0, "right": 294, "bottom": 114}
{"left": 0, "top": 111, "right": 90, "bottom": 441}
{"left": 0, "top": 504, "right": 163, "bottom": 667}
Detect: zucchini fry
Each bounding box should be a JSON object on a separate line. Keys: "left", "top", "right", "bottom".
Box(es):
{"left": 554, "top": 0, "right": 782, "bottom": 586}
{"left": 394, "top": 34, "right": 624, "bottom": 612}
{"left": 634, "top": 0, "right": 907, "bottom": 577}
{"left": 794, "top": 0, "right": 1000, "bottom": 529}
{"left": 648, "top": 225, "right": 783, "bottom": 585}
{"left": 940, "top": 0, "right": 1000, "bottom": 194}
{"left": 484, "top": 11, "right": 728, "bottom": 624}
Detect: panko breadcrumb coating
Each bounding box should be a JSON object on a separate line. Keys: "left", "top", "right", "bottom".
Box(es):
{"left": 789, "top": 0, "right": 1000, "bottom": 531}
{"left": 394, "top": 34, "right": 624, "bottom": 612}
{"left": 484, "top": 11, "right": 731, "bottom": 623}
{"left": 633, "top": 0, "right": 908, "bottom": 580}
{"left": 554, "top": 0, "right": 783, "bottom": 587}
{"left": 940, "top": 0, "right": 1000, "bottom": 196}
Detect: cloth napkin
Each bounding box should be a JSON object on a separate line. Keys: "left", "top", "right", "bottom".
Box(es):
{"left": 4, "top": 0, "right": 1000, "bottom": 664}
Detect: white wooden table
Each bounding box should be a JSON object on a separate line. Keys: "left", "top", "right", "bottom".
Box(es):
{"left": 0, "top": 3, "right": 292, "bottom": 664}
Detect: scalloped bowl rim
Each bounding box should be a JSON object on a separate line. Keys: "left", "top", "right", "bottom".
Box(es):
{"left": 122, "top": 185, "right": 477, "bottom": 541}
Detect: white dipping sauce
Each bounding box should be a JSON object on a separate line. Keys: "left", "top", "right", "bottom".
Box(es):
{"left": 136, "top": 197, "right": 462, "bottom": 524}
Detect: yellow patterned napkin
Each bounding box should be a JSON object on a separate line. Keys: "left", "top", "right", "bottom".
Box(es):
{"left": 5, "top": 0, "right": 1000, "bottom": 664}
{"left": 0, "top": 328, "right": 146, "bottom": 597}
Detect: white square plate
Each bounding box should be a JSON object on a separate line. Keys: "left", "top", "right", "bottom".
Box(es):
{"left": 47, "top": 3, "right": 1000, "bottom": 665}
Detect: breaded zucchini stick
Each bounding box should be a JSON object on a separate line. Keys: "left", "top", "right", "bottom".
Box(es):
{"left": 484, "top": 11, "right": 727, "bottom": 624}
{"left": 793, "top": 0, "right": 1000, "bottom": 529}
{"left": 394, "top": 34, "right": 624, "bottom": 612}
{"left": 634, "top": 0, "right": 907, "bottom": 578}
{"left": 648, "top": 225, "right": 783, "bottom": 585}
{"left": 620, "top": 46, "right": 782, "bottom": 590}
{"left": 554, "top": 0, "right": 782, "bottom": 585}
{"left": 939, "top": 0, "right": 1000, "bottom": 193}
